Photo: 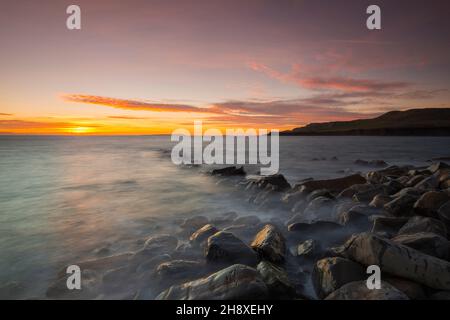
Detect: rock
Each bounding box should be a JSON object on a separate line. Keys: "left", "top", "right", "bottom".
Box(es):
{"left": 246, "top": 174, "right": 291, "bottom": 192}
{"left": 438, "top": 201, "right": 450, "bottom": 226}
{"left": 257, "top": 261, "right": 296, "bottom": 299}
{"left": 312, "top": 257, "right": 366, "bottom": 299}
{"left": 135, "top": 254, "right": 172, "bottom": 274}
{"left": 397, "top": 216, "right": 447, "bottom": 238}
{"left": 233, "top": 215, "right": 261, "bottom": 226}
{"left": 414, "top": 191, "right": 449, "bottom": 217}
{"left": 392, "top": 232, "right": 450, "bottom": 260}
{"left": 384, "top": 276, "right": 426, "bottom": 300}
{"left": 370, "top": 216, "right": 409, "bottom": 238}
{"left": 251, "top": 225, "right": 286, "bottom": 263}
{"left": 173, "top": 242, "right": 203, "bottom": 261}
{"left": 295, "top": 239, "right": 319, "bottom": 258}
{"left": 370, "top": 194, "right": 392, "bottom": 208}
{"left": 339, "top": 208, "right": 370, "bottom": 229}
{"left": 155, "top": 260, "right": 203, "bottom": 282}
{"left": 210, "top": 212, "right": 237, "bottom": 226}
{"left": 306, "top": 189, "right": 334, "bottom": 202}
{"left": 297, "top": 174, "right": 366, "bottom": 193}
{"left": 288, "top": 221, "right": 342, "bottom": 233}
{"left": 337, "top": 232, "right": 450, "bottom": 290}
{"left": 366, "top": 171, "right": 389, "bottom": 184}
{"left": 211, "top": 166, "right": 245, "bottom": 176}
{"left": 190, "top": 224, "right": 219, "bottom": 246}
{"left": 325, "top": 281, "right": 409, "bottom": 300}
{"left": 302, "top": 196, "right": 336, "bottom": 222}
{"left": 353, "top": 186, "right": 386, "bottom": 203}
{"left": 143, "top": 234, "right": 178, "bottom": 255}
{"left": 415, "top": 176, "right": 439, "bottom": 192}
{"left": 181, "top": 216, "right": 209, "bottom": 231}
{"left": 222, "top": 224, "right": 260, "bottom": 244}
{"left": 156, "top": 264, "right": 268, "bottom": 300}
{"left": 406, "top": 175, "right": 426, "bottom": 187}
{"left": 427, "top": 162, "right": 450, "bottom": 174}
{"left": 393, "top": 187, "right": 421, "bottom": 198}
{"left": 384, "top": 194, "right": 419, "bottom": 217}
{"left": 206, "top": 231, "right": 258, "bottom": 267}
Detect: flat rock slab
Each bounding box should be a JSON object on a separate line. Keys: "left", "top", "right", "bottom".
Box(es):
{"left": 337, "top": 232, "right": 450, "bottom": 290}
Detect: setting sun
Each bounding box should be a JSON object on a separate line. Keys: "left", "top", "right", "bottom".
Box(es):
{"left": 68, "top": 126, "right": 93, "bottom": 134}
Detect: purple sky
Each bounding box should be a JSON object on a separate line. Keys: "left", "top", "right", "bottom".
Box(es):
{"left": 1, "top": 0, "right": 449, "bottom": 133}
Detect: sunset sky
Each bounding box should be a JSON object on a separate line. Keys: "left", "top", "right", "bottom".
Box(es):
{"left": 1, "top": 0, "right": 449, "bottom": 134}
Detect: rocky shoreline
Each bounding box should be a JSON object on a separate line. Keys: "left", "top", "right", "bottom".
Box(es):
{"left": 42, "top": 160, "right": 450, "bottom": 300}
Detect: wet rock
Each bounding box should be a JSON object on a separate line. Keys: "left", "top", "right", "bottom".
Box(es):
{"left": 246, "top": 174, "right": 291, "bottom": 192}
{"left": 325, "top": 281, "right": 409, "bottom": 300}
{"left": 414, "top": 191, "right": 449, "bottom": 217}
{"left": 210, "top": 212, "right": 237, "bottom": 226}
{"left": 190, "top": 224, "right": 219, "bottom": 246}
{"left": 370, "top": 216, "right": 409, "bottom": 238}
{"left": 143, "top": 234, "right": 178, "bottom": 254}
{"left": 135, "top": 254, "right": 172, "bottom": 274}
{"left": 295, "top": 239, "right": 319, "bottom": 258}
{"left": 306, "top": 189, "right": 334, "bottom": 203}
{"left": 337, "top": 232, "right": 450, "bottom": 290}
{"left": 257, "top": 261, "right": 296, "bottom": 299}
{"left": 397, "top": 216, "right": 447, "bottom": 238}
{"left": 222, "top": 224, "right": 260, "bottom": 244}
{"left": 384, "top": 194, "right": 419, "bottom": 217}
{"left": 427, "top": 162, "right": 450, "bottom": 174}
{"left": 383, "top": 180, "right": 405, "bottom": 195}
{"left": 155, "top": 260, "right": 203, "bottom": 283}
{"left": 392, "top": 232, "right": 450, "bottom": 260}
{"left": 211, "top": 166, "right": 245, "bottom": 176}
{"left": 415, "top": 176, "right": 439, "bottom": 192}
{"left": 233, "top": 215, "right": 261, "bottom": 226}
{"left": 288, "top": 221, "right": 342, "bottom": 233}
{"left": 156, "top": 264, "right": 268, "bottom": 300}
{"left": 312, "top": 257, "right": 366, "bottom": 299}
{"left": 366, "top": 171, "right": 389, "bottom": 184}
{"left": 339, "top": 208, "right": 370, "bottom": 229}
{"left": 181, "top": 216, "right": 209, "bottom": 232}
{"left": 393, "top": 187, "right": 421, "bottom": 198}
{"left": 297, "top": 174, "right": 366, "bottom": 193}
{"left": 370, "top": 194, "right": 392, "bottom": 208}
{"left": 406, "top": 175, "right": 426, "bottom": 187}
{"left": 206, "top": 231, "right": 258, "bottom": 267}
{"left": 353, "top": 186, "right": 386, "bottom": 203}
{"left": 251, "top": 225, "right": 286, "bottom": 263}
{"left": 302, "top": 196, "right": 336, "bottom": 222}
{"left": 384, "top": 276, "right": 426, "bottom": 300}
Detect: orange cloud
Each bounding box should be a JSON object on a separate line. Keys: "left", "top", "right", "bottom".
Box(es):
{"left": 61, "top": 94, "right": 220, "bottom": 114}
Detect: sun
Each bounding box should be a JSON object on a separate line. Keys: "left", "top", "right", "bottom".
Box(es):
{"left": 68, "top": 126, "right": 93, "bottom": 134}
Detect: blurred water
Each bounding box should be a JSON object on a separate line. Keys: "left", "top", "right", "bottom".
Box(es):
{"left": 0, "top": 135, "right": 449, "bottom": 297}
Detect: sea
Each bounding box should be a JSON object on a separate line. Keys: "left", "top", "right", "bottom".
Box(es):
{"left": 0, "top": 135, "right": 449, "bottom": 298}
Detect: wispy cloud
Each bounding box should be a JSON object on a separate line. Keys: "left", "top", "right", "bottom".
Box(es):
{"left": 249, "top": 62, "right": 411, "bottom": 92}
{"left": 0, "top": 113, "right": 13, "bottom": 116}
{"left": 61, "top": 94, "right": 221, "bottom": 114}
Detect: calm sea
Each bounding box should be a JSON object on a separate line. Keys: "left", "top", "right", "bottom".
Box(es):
{"left": 0, "top": 135, "right": 449, "bottom": 297}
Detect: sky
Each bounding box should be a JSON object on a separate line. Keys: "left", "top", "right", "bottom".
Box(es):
{"left": 0, "top": 0, "right": 449, "bottom": 134}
